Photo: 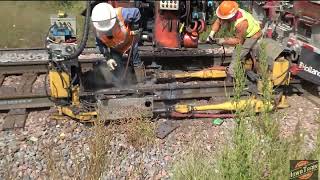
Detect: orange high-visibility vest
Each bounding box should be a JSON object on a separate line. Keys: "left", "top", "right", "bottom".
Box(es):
{"left": 96, "top": 7, "right": 134, "bottom": 54}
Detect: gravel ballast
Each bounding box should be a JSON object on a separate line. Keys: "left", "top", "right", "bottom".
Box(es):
{"left": 0, "top": 94, "right": 319, "bottom": 179}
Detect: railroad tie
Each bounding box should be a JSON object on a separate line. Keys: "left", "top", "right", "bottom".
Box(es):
{"left": 0, "top": 73, "right": 4, "bottom": 85}
{"left": 2, "top": 73, "right": 37, "bottom": 130}
{"left": 2, "top": 109, "right": 27, "bottom": 130}
{"left": 17, "top": 73, "right": 38, "bottom": 94}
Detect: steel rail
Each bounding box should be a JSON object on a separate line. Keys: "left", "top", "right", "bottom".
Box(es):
{"left": 0, "top": 96, "right": 53, "bottom": 110}
{"left": 0, "top": 44, "right": 226, "bottom": 52}
{"left": 0, "top": 47, "right": 98, "bottom": 53}
{"left": 0, "top": 59, "right": 103, "bottom": 75}
{"left": 0, "top": 80, "right": 240, "bottom": 111}
{"left": 0, "top": 80, "right": 302, "bottom": 111}
{"left": 0, "top": 45, "right": 232, "bottom": 60}
{"left": 0, "top": 45, "right": 235, "bottom": 113}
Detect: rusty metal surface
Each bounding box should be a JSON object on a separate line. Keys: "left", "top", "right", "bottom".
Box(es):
{"left": 139, "top": 44, "right": 233, "bottom": 58}
{"left": 0, "top": 81, "right": 233, "bottom": 111}
{"left": 92, "top": 81, "right": 234, "bottom": 96}
{"left": 99, "top": 97, "right": 154, "bottom": 120}
{"left": 0, "top": 46, "right": 232, "bottom": 61}
{"left": 154, "top": 85, "right": 237, "bottom": 100}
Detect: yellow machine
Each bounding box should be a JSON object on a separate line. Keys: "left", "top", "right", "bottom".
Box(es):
{"left": 46, "top": 5, "right": 97, "bottom": 122}
{"left": 48, "top": 66, "right": 97, "bottom": 122}
{"left": 169, "top": 56, "right": 290, "bottom": 114}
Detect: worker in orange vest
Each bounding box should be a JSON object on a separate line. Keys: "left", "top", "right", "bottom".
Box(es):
{"left": 207, "top": 1, "right": 262, "bottom": 82}
{"left": 91, "top": 3, "right": 144, "bottom": 84}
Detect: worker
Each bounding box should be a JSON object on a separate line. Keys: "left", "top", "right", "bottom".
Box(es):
{"left": 207, "top": 1, "right": 262, "bottom": 82}
{"left": 91, "top": 3, "right": 145, "bottom": 84}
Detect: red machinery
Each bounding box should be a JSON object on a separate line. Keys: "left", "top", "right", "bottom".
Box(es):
{"left": 107, "top": 0, "right": 212, "bottom": 49}
{"left": 267, "top": 1, "right": 320, "bottom": 85}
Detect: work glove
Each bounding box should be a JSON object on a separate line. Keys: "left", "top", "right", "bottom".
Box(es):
{"left": 130, "top": 28, "right": 143, "bottom": 36}
{"left": 206, "top": 31, "right": 216, "bottom": 42}
{"left": 130, "top": 30, "right": 140, "bottom": 36}
{"left": 106, "top": 59, "right": 117, "bottom": 71}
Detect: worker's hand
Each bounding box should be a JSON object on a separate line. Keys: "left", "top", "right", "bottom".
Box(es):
{"left": 130, "top": 30, "right": 139, "bottom": 35}
{"left": 213, "top": 38, "right": 225, "bottom": 45}
{"left": 106, "top": 59, "right": 117, "bottom": 71}
{"left": 206, "top": 31, "right": 216, "bottom": 43}
{"left": 130, "top": 28, "right": 142, "bottom": 36}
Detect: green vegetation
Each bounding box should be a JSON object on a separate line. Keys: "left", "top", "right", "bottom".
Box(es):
{"left": 45, "top": 113, "right": 114, "bottom": 179}
{"left": 172, "top": 43, "right": 320, "bottom": 179}
{"left": 0, "top": 1, "right": 95, "bottom": 48}
{"left": 123, "top": 117, "right": 156, "bottom": 149}
{"left": 199, "top": 22, "right": 236, "bottom": 42}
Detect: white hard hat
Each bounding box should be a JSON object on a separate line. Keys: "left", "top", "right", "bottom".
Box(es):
{"left": 91, "top": 3, "right": 117, "bottom": 32}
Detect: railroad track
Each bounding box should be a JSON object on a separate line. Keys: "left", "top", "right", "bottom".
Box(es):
{"left": 0, "top": 45, "right": 232, "bottom": 130}
{"left": 1, "top": 58, "right": 315, "bottom": 133}
{"left": 0, "top": 59, "right": 102, "bottom": 129}
{"left": 0, "top": 66, "right": 233, "bottom": 130}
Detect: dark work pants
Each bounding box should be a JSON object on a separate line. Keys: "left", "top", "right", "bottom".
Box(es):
{"left": 228, "top": 37, "right": 260, "bottom": 77}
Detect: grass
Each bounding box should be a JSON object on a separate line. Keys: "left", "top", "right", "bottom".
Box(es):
{"left": 199, "top": 17, "right": 236, "bottom": 42}
{"left": 123, "top": 117, "right": 156, "bottom": 149}
{"left": 172, "top": 145, "right": 216, "bottom": 179}
{"left": 37, "top": 100, "right": 155, "bottom": 179}
{"left": 0, "top": 1, "right": 96, "bottom": 48}
{"left": 44, "top": 117, "right": 113, "bottom": 179}
{"left": 171, "top": 42, "right": 320, "bottom": 179}
{"left": 0, "top": 1, "right": 235, "bottom": 48}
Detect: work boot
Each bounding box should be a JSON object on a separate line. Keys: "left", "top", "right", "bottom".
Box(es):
{"left": 134, "top": 63, "right": 146, "bottom": 83}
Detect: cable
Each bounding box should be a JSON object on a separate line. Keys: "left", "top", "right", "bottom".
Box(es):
{"left": 44, "top": 0, "right": 92, "bottom": 105}
{"left": 64, "top": 0, "right": 92, "bottom": 60}
{"left": 44, "top": 24, "right": 56, "bottom": 49}
{"left": 121, "top": 36, "right": 137, "bottom": 81}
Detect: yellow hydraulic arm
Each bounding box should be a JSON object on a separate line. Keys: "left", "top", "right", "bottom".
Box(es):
{"left": 174, "top": 67, "right": 227, "bottom": 79}
{"left": 174, "top": 97, "right": 274, "bottom": 113}
{"left": 158, "top": 66, "right": 227, "bottom": 80}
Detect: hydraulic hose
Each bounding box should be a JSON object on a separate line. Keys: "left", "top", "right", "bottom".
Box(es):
{"left": 198, "top": 19, "right": 205, "bottom": 33}
{"left": 186, "top": 21, "right": 198, "bottom": 33}
{"left": 65, "top": 0, "right": 92, "bottom": 60}
{"left": 180, "top": 2, "right": 188, "bottom": 19}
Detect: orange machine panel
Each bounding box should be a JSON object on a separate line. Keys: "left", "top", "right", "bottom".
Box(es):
{"left": 154, "top": 2, "right": 180, "bottom": 49}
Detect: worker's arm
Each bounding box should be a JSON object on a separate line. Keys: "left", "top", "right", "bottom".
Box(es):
{"left": 95, "top": 37, "right": 117, "bottom": 70}
{"left": 121, "top": 8, "right": 141, "bottom": 29}
{"left": 95, "top": 37, "right": 112, "bottom": 59}
{"left": 207, "top": 18, "right": 221, "bottom": 40}
{"left": 211, "top": 18, "right": 222, "bottom": 33}
{"left": 222, "top": 20, "right": 247, "bottom": 46}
